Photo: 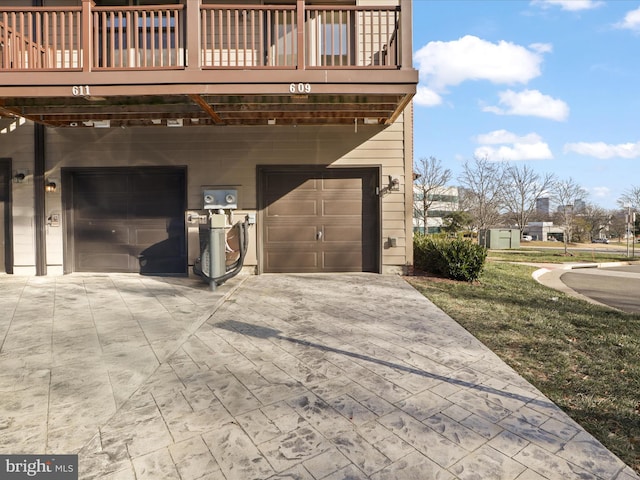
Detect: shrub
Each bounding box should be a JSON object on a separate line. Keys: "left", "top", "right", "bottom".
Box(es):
{"left": 413, "top": 234, "right": 487, "bottom": 282}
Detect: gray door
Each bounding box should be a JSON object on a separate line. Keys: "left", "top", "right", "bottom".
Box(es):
{"left": 69, "top": 168, "right": 186, "bottom": 274}
{"left": 261, "top": 167, "right": 379, "bottom": 273}
{"left": 0, "top": 160, "right": 11, "bottom": 273}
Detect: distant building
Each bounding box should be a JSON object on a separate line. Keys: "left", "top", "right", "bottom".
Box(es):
{"left": 414, "top": 186, "right": 459, "bottom": 234}
{"left": 556, "top": 199, "right": 586, "bottom": 215}
{"left": 536, "top": 197, "right": 550, "bottom": 216}
{"left": 525, "top": 222, "right": 565, "bottom": 242}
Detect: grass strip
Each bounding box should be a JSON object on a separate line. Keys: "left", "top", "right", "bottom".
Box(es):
{"left": 407, "top": 262, "right": 640, "bottom": 472}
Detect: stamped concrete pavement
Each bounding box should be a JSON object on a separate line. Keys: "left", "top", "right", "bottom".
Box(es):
{"left": 0, "top": 273, "right": 638, "bottom": 479}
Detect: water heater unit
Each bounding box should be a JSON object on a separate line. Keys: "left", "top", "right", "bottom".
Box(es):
{"left": 203, "top": 189, "right": 238, "bottom": 209}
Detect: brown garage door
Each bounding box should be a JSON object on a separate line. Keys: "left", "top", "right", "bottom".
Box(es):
{"left": 261, "top": 167, "right": 379, "bottom": 273}
{"left": 67, "top": 168, "right": 186, "bottom": 274}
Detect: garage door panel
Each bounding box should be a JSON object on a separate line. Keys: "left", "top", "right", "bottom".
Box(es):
{"left": 266, "top": 251, "right": 318, "bottom": 272}
{"left": 134, "top": 227, "right": 175, "bottom": 245}
{"left": 75, "top": 195, "right": 129, "bottom": 219}
{"left": 74, "top": 175, "right": 127, "bottom": 194}
{"left": 266, "top": 176, "right": 319, "bottom": 197}
{"left": 266, "top": 225, "right": 317, "bottom": 242}
{"left": 130, "top": 194, "right": 185, "bottom": 218}
{"left": 75, "top": 222, "right": 130, "bottom": 244}
{"left": 322, "top": 200, "right": 361, "bottom": 216}
{"left": 267, "top": 199, "right": 318, "bottom": 217}
{"left": 322, "top": 225, "right": 362, "bottom": 243}
{"left": 321, "top": 177, "right": 362, "bottom": 191}
{"left": 77, "top": 253, "right": 131, "bottom": 271}
{"left": 322, "top": 250, "right": 362, "bottom": 270}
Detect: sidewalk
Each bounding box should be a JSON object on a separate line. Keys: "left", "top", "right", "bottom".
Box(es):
{"left": 1, "top": 273, "right": 638, "bottom": 479}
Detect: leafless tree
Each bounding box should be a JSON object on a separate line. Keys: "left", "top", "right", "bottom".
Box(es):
{"left": 574, "top": 203, "right": 609, "bottom": 242}
{"left": 608, "top": 209, "right": 628, "bottom": 241}
{"left": 413, "top": 156, "right": 452, "bottom": 234}
{"left": 551, "top": 177, "right": 587, "bottom": 254}
{"left": 502, "top": 164, "right": 555, "bottom": 234}
{"left": 617, "top": 185, "right": 640, "bottom": 210}
{"left": 458, "top": 156, "right": 506, "bottom": 236}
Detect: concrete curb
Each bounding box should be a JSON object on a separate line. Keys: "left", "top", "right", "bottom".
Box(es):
{"left": 532, "top": 262, "right": 633, "bottom": 310}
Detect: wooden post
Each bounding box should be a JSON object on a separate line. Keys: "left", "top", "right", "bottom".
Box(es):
{"left": 400, "top": 0, "right": 412, "bottom": 70}
{"left": 296, "top": 0, "right": 304, "bottom": 69}
{"left": 81, "top": 0, "right": 93, "bottom": 71}
{"left": 186, "top": 0, "right": 201, "bottom": 70}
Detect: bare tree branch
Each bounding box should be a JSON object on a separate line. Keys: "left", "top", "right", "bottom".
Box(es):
{"left": 551, "top": 177, "right": 587, "bottom": 254}
{"left": 413, "top": 156, "right": 452, "bottom": 233}
{"left": 458, "top": 156, "right": 506, "bottom": 232}
{"left": 617, "top": 185, "right": 640, "bottom": 210}
{"left": 502, "top": 164, "right": 556, "bottom": 234}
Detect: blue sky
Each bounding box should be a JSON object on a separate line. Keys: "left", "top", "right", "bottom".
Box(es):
{"left": 412, "top": 0, "right": 640, "bottom": 209}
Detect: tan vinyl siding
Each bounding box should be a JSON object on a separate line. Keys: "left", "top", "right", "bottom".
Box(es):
{"left": 44, "top": 116, "right": 410, "bottom": 272}
{"left": 0, "top": 119, "right": 35, "bottom": 273}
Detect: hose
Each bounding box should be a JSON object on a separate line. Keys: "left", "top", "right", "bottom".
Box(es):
{"left": 194, "top": 217, "right": 249, "bottom": 285}
{"left": 213, "top": 218, "right": 249, "bottom": 285}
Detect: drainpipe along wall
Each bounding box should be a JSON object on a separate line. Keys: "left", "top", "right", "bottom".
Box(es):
{"left": 34, "top": 124, "right": 47, "bottom": 276}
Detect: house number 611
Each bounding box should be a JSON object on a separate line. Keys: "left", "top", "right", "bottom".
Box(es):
{"left": 71, "top": 85, "right": 91, "bottom": 96}
{"left": 289, "top": 83, "right": 311, "bottom": 94}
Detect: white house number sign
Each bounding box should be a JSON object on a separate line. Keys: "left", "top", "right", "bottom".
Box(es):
{"left": 289, "top": 83, "right": 311, "bottom": 94}
{"left": 71, "top": 85, "right": 92, "bottom": 96}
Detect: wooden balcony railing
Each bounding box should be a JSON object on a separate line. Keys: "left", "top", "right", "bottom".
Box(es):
{"left": 93, "top": 5, "right": 184, "bottom": 69}
{"left": 200, "top": 5, "right": 297, "bottom": 68}
{"left": 0, "top": 7, "right": 82, "bottom": 70}
{"left": 0, "top": 2, "right": 406, "bottom": 72}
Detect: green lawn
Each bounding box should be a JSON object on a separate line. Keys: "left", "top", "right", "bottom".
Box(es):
{"left": 487, "top": 248, "right": 635, "bottom": 264}
{"left": 407, "top": 261, "right": 640, "bottom": 472}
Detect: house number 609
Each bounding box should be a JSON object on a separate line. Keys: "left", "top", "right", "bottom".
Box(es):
{"left": 71, "top": 85, "right": 91, "bottom": 96}
{"left": 289, "top": 83, "right": 311, "bottom": 94}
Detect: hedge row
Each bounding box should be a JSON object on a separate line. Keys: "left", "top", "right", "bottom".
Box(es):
{"left": 414, "top": 234, "right": 487, "bottom": 282}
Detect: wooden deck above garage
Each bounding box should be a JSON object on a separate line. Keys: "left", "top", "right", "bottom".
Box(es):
{"left": 0, "top": 0, "right": 417, "bottom": 127}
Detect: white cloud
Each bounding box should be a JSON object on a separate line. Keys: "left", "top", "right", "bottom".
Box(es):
{"left": 483, "top": 89, "right": 569, "bottom": 121}
{"left": 474, "top": 129, "right": 553, "bottom": 161}
{"left": 592, "top": 186, "right": 611, "bottom": 198}
{"left": 564, "top": 141, "right": 640, "bottom": 159}
{"left": 414, "top": 35, "right": 545, "bottom": 92}
{"left": 529, "top": 43, "right": 553, "bottom": 54}
{"left": 531, "top": 0, "right": 604, "bottom": 11}
{"left": 413, "top": 86, "right": 443, "bottom": 107}
{"left": 475, "top": 130, "right": 542, "bottom": 145}
{"left": 615, "top": 7, "right": 640, "bottom": 32}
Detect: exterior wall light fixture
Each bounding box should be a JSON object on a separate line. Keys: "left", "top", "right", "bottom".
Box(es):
{"left": 45, "top": 181, "right": 57, "bottom": 193}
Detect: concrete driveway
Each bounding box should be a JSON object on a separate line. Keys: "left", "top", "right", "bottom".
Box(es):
{"left": 0, "top": 273, "right": 637, "bottom": 479}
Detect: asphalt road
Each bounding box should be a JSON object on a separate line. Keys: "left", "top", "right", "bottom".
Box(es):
{"left": 560, "top": 265, "right": 640, "bottom": 314}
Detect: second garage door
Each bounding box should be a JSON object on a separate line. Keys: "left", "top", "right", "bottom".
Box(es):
{"left": 66, "top": 167, "right": 187, "bottom": 274}
{"left": 260, "top": 167, "right": 379, "bottom": 273}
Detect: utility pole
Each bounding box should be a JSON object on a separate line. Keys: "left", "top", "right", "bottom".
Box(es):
{"left": 633, "top": 210, "right": 636, "bottom": 258}
{"left": 625, "top": 204, "right": 635, "bottom": 258}
{"left": 627, "top": 205, "right": 630, "bottom": 258}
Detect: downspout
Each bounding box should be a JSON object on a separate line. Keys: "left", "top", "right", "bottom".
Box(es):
{"left": 33, "top": 0, "right": 46, "bottom": 276}
{"left": 34, "top": 124, "right": 47, "bottom": 276}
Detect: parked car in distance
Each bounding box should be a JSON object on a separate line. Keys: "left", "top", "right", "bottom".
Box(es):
{"left": 521, "top": 235, "right": 533, "bottom": 242}
{"left": 592, "top": 238, "right": 609, "bottom": 244}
